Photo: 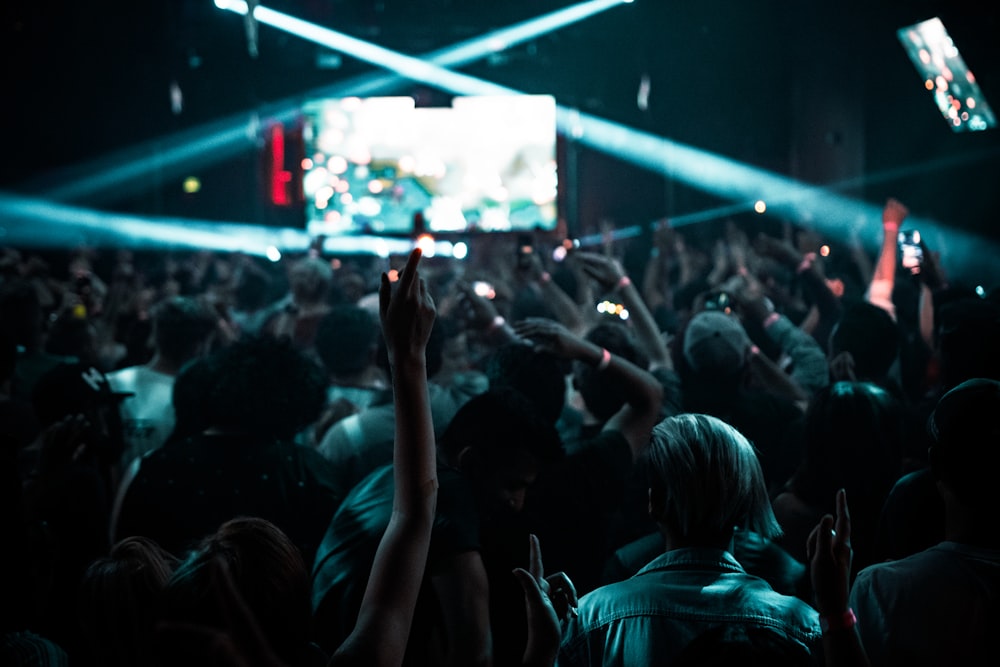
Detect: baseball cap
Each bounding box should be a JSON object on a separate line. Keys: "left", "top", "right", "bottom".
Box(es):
{"left": 31, "top": 362, "right": 133, "bottom": 426}
{"left": 683, "top": 311, "right": 753, "bottom": 375}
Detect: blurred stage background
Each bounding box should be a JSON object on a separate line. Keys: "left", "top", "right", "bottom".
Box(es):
{"left": 2, "top": 0, "right": 999, "bottom": 283}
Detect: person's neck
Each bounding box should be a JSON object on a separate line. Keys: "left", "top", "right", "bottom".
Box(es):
{"left": 944, "top": 505, "right": 1000, "bottom": 549}
{"left": 662, "top": 527, "right": 734, "bottom": 553}
{"left": 146, "top": 354, "right": 182, "bottom": 376}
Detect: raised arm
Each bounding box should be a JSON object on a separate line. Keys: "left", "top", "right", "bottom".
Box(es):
{"left": 866, "top": 198, "right": 908, "bottom": 322}
{"left": 513, "top": 317, "right": 662, "bottom": 460}
{"left": 573, "top": 250, "right": 672, "bottom": 372}
{"left": 331, "top": 248, "right": 438, "bottom": 667}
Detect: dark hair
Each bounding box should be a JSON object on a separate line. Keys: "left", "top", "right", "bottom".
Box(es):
{"left": 202, "top": 336, "right": 327, "bottom": 439}
{"left": 928, "top": 378, "right": 1000, "bottom": 509}
{"left": 78, "top": 536, "right": 178, "bottom": 667}
{"left": 233, "top": 263, "right": 274, "bottom": 312}
{"left": 314, "top": 305, "right": 379, "bottom": 377}
{"left": 44, "top": 309, "right": 96, "bottom": 361}
{"left": 160, "top": 517, "right": 311, "bottom": 666}
{"left": 169, "top": 355, "right": 220, "bottom": 443}
{"left": 829, "top": 302, "right": 900, "bottom": 381}
{"left": 935, "top": 297, "right": 1000, "bottom": 389}
{"left": 151, "top": 296, "right": 217, "bottom": 363}
{"left": 576, "top": 322, "right": 648, "bottom": 422}
{"left": 484, "top": 343, "right": 567, "bottom": 425}
{"left": 793, "top": 381, "right": 903, "bottom": 509}
{"left": 438, "top": 388, "right": 563, "bottom": 468}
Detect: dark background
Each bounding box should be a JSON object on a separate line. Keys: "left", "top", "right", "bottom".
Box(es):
{"left": 2, "top": 1, "right": 998, "bottom": 270}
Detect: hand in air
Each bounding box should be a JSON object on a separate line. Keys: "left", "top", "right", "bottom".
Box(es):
{"left": 379, "top": 248, "right": 436, "bottom": 361}
{"left": 513, "top": 534, "right": 578, "bottom": 667}
{"left": 806, "top": 488, "right": 853, "bottom": 616}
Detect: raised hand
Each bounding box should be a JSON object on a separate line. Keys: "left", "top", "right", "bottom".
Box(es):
{"left": 513, "top": 534, "right": 576, "bottom": 667}
{"left": 882, "top": 197, "right": 909, "bottom": 230}
{"left": 806, "top": 488, "right": 853, "bottom": 616}
{"left": 572, "top": 251, "right": 626, "bottom": 292}
{"left": 379, "top": 248, "right": 436, "bottom": 363}
{"left": 513, "top": 317, "right": 590, "bottom": 360}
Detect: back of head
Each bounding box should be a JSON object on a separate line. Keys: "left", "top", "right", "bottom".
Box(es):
{"left": 315, "top": 304, "right": 379, "bottom": 377}
{"left": 169, "top": 355, "right": 221, "bottom": 443}
{"left": 202, "top": 336, "right": 327, "bottom": 440}
{"left": 288, "top": 256, "right": 333, "bottom": 305}
{"left": 151, "top": 296, "right": 217, "bottom": 364}
{"left": 159, "top": 517, "right": 311, "bottom": 666}
{"left": 78, "top": 536, "right": 178, "bottom": 667}
{"left": 645, "top": 413, "right": 780, "bottom": 544}
{"left": 829, "top": 301, "right": 900, "bottom": 381}
{"left": 682, "top": 310, "right": 752, "bottom": 381}
{"left": 927, "top": 378, "right": 1000, "bottom": 510}
{"left": 935, "top": 297, "right": 1000, "bottom": 390}
{"left": 576, "top": 322, "right": 648, "bottom": 422}
{"left": 0, "top": 279, "right": 43, "bottom": 348}
{"left": 439, "top": 387, "right": 563, "bottom": 468}
{"left": 485, "top": 342, "right": 568, "bottom": 425}
{"left": 796, "top": 381, "right": 904, "bottom": 508}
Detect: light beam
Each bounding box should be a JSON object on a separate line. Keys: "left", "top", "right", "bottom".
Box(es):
{"left": 26, "top": 0, "right": 628, "bottom": 204}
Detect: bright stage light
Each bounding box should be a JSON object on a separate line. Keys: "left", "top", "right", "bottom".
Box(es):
{"left": 216, "top": 3, "right": 970, "bottom": 254}
{"left": 0, "top": 191, "right": 311, "bottom": 258}
{"left": 27, "top": 0, "right": 627, "bottom": 205}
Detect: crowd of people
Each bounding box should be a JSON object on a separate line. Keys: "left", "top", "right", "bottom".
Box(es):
{"left": 1, "top": 197, "right": 999, "bottom": 666}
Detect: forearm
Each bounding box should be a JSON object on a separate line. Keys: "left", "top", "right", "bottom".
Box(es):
{"left": 763, "top": 314, "right": 829, "bottom": 396}
{"left": 389, "top": 357, "right": 437, "bottom": 508}
{"left": 538, "top": 275, "right": 587, "bottom": 335}
{"left": 618, "top": 280, "right": 671, "bottom": 370}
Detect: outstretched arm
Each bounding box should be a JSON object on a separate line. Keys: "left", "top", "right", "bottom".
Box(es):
{"left": 866, "top": 198, "right": 908, "bottom": 321}
{"left": 573, "top": 250, "right": 672, "bottom": 372}
{"left": 514, "top": 317, "right": 663, "bottom": 460}
{"left": 331, "top": 248, "right": 438, "bottom": 667}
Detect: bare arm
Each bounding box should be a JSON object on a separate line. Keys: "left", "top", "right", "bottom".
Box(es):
{"left": 866, "top": 198, "right": 908, "bottom": 321}
{"left": 432, "top": 551, "right": 494, "bottom": 667}
{"left": 514, "top": 318, "right": 663, "bottom": 460}
{"left": 331, "top": 248, "right": 438, "bottom": 667}
{"left": 573, "top": 251, "right": 672, "bottom": 371}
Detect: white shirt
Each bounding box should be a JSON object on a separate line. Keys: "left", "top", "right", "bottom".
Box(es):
{"left": 106, "top": 365, "right": 176, "bottom": 467}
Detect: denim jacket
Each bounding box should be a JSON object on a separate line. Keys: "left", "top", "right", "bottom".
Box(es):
{"left": 558, "top": 547, "right": 821, "bottom": 666}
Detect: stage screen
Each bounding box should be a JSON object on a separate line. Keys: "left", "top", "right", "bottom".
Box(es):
{"left": 301, "top": 95, "right": 558, "bottom": 236}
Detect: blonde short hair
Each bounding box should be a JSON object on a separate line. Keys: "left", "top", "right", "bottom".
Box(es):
{"left": 645, "top": 413, "right": 781, "bottom": 542}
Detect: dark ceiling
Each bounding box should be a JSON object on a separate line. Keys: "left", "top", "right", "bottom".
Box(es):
{"left": 3, "top": 1, "right": 999, "bottom": 265}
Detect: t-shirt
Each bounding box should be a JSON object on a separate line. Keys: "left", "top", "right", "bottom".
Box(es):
{"left": 106, "top": 365, "right": 176, "bottom": 466}
{"left": 310, "top": 464, "right": 480, "bottom": 662}
{"left": 850, "top": 541, "right": 1000, "bottom": 666}
{"left": 115, "top": 432, "right": 343, "bottom": 564}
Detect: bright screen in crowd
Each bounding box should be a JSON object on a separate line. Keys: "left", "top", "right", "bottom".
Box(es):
{"left": 301, "top": 95, "right": 558, "bottom": 236}
{"left": 897, "top": 17, "right": 996, "bottom": 133}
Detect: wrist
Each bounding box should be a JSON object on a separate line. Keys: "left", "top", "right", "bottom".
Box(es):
{"left": 819, "top": 608, "right": 857, "bottom": 635}
{"left": 614, "top": 275, "right": 632, "bottom": 292}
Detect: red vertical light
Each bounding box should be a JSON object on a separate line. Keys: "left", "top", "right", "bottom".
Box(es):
{"left": 270, "top": 124, "right": 292, "bottom": 206}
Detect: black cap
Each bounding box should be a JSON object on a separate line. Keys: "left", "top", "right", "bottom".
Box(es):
{"left": 31, "top": 362, "right": 133, "bottom": 426}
